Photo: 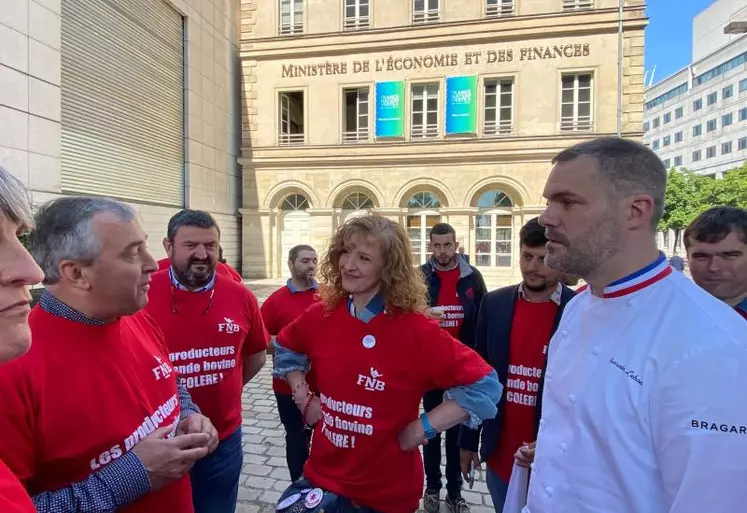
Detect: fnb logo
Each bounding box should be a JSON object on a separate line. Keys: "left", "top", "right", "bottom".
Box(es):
{"left": 152, "top": 355, "right": 173, "bottom": 381}
{"left": 218, "top": 317, "right": 240, "bottom": 334}
{"left": 357, "top": 368, "right": 385, "bottom": 392}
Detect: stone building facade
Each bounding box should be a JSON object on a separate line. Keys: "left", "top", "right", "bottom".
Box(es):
{"left": 240, "top": 0, "right": 647, "bottom": 284}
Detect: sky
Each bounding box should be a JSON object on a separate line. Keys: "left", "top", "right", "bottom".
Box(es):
{"left": 644, "top": 0, "right": 718, "bottom": 85}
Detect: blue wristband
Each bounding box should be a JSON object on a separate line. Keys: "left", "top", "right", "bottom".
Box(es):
{"left": 420, "top": 412, "right": 438, "bottom": 440}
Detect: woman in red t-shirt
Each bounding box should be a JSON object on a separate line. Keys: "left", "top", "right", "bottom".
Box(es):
{"left": 273, "top": 214, "right": 501, "bottom": 513}
{"left": 0, "top": 167, "right": 45, "bottom": 513}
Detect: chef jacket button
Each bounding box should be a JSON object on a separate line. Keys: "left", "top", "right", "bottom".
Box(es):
{"left": 545, "top": 485, "right": 553, "bottom": 498}
{"left": 560, "top": 442, "right": 568, "bottom": 452}
{"left": 627, "top": 299, "right": 634, "bottom": 307}
{"left": 568, "top": 394, "right": 576, "bottom": 403}
{"left": 530, "top": 462, "right": 535, "bottom": 470}
{"left": 546, "top": 372, "right": 552, "bottom": 380}
{"left": 561, "top": 330, "right": 567, "bottom": 337}
{"left": 539, "top": 419, "right": 546, "bottom": 427}
{"left": 592, "top": 346, "right": 601, "bottom": 355}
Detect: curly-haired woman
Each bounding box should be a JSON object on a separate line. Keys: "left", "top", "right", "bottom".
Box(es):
{"left": 273, "top": 214, "right": 501, "bottom": 513}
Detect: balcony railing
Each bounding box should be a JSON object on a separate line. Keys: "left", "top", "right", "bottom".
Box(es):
{"left": 278, "top": 133, "right": 306, "bottom": 146}
{"left": 484, "top": 120, "right": 514, "bottom": 136}
{"left": 344, "top": 16, "right": 370, "bottom": 30}
{"left": 486, "top": 1, "right": 515, "bottom": 17}
{"left": 562, "top": 0, "right": 593, "bottom": 10}
{"left": 411, "top": 124, "right": 439, "bottom": 139}
{"left": 412, "top": 9, "right": 440, "bottom": 24}
{"left": 278, "top": 22, "right": 303, "bottom": 35}
{"left": 560, "top": 116, "right": 593, "bottom": 131}
{"left": 342, "top": 129, "right": 369, "bottom": 143}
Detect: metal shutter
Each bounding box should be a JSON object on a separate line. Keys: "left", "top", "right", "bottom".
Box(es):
{"left": 61, "top": 0, "right": 185, "bottom": 207}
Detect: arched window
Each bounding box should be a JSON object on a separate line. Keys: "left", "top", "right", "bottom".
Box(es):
{"left": 281, "top": 193, "right": 309, "bottom": 211}
{"left": 474, "top": 190, "right": 513, "bottom": 268}
{"left": 342, "top": 192, "right": 374, "bottom": 210}
{"left": 406, "top": 191, "right": 442, "bottom": 265}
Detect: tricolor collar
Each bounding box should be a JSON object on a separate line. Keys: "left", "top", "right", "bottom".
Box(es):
{"left": 286, "top": 279, "right": 319, "bottom": 294}
{"left": 602, "top": 252, "right": 672, "bottom": 299}
{"left": 346, "top": 293, "right": 385, "bottom": 323}
{"left": 168, "top": 266, "right": 215, "bottom": 292}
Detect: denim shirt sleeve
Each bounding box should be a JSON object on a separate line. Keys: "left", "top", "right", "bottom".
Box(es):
{"left": 444, "top": 369, "right": 502, "bottom": 429}
{"left": 32, "top": 451, "right": 151, "bottom": 513}
{"left": 271, "top": 340, "right": 310, "bottom": 380}
{"left": 176, "top": 375, "right": 201, "bottom": 420}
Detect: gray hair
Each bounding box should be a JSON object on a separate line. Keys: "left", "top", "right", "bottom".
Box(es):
{"left": 31, "top": 197, "right": 137, "bottom": 285}
{"left": 552, "top": 136, "right": 667, "bottom": 229}
{"left": 0, "top": 165, "right": 33, "bottom": 230}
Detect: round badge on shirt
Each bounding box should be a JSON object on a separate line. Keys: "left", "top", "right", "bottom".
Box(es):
{"left": 362, "top": 334, "right": 376, "bottom": 349}
{"left": 304, "top": 488, "right": 324, "bottom": 508}
{"left": 278, "top": 493, "right": 302, "bottom": 510}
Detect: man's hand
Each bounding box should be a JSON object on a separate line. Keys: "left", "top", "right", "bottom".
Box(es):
{"left": 131, "top": 425, "right": 211, "bottom": 490}
{"left": 514, "top": 441, "right": 536, "bottom": 468}
{"left": 460, "top": 449, "right": 481, "bottom": 479}
{"left": 177, "top": 414, "right": 219, "bottom": 454}
{"left": 398, "top": 418, "right": 427, "bottom": 451}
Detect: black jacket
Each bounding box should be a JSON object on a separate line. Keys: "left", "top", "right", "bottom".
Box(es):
{"left": 420, "top": 255, "right": 487, "bottom": 347}
{"left": 459, "top": 283, "right": 576, "bottom": 461}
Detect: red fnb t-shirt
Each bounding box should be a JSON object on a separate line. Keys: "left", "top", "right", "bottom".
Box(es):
{"left": 260, "top": 285, "right": 321, "bottom": 395}
{"left": 0, "top": 307, "right": 192, "bottom": 512}
{"left": 435, "top": 267, "right": 465, "bottom": 338}
{"left": 489, "top": 298, "right": 558, "bottom": 482}
{"left": 146, "top": 271, "right": 268, "bottom": 440}
{"left": 156, "top": 258, "right": 243, "bottom": 283}
{"left": 0, "top": 460, "right": 34, "bottom": 513}
{"left": 277, "top": 301, "right": 493, "bottom": 513}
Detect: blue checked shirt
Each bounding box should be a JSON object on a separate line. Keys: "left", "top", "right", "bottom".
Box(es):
{"left": 31, "top": 292, "right": 201, "bottom": 513}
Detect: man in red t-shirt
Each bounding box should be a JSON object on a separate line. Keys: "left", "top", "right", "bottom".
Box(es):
{"left": 459, "top": 218, "right": 576, "bottom": 512}
{"left": 420, "top": 223, "right": 487, "bottom": 513}
{"left": 261, "top": 244, "right": 320, "bottom": 482}
{"left": 146, "top": 209, "right": 268, "bottom": 513}
{"left": 0, "top": 167, "right": 45, "bottom": 513}
{"left": 0, "top": 196, "right": 217, "bottom": 513}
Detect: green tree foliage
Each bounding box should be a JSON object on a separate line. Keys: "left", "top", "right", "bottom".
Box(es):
{"left": 659, "top": 162, "right": 747, "bottom": 249}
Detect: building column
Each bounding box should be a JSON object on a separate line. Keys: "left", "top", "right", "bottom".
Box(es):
{"left": 239, "top": 208, "right": 273, "bottom": 278}
{"left": 307, "top": 208, "right": 336, "bottom": 254}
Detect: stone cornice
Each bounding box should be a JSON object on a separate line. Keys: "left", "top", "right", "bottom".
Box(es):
{"left": 240, "top": 7, "right": 647, "bottom": 60}
{"left": 240, "top": 132, "right": 644, "bottom": 168}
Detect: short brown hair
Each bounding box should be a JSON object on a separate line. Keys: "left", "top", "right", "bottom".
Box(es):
{"left": 684, "top": 206, "right": 747, "bottom": 250}
{"left": 552, "top": 136, "right": 667, "bottom": 229}
{"left": 288, "top": 244, "right": 315, "bottom": 262}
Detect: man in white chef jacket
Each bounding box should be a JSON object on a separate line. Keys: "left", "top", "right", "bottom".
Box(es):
{"left": 526, "top": 136, "right": 747, "bottom": 513}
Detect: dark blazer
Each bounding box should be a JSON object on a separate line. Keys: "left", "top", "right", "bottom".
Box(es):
{"left": 459, "top": 283, "right": 576, "bottom": 461}
{"left": 420, "top": 255, "right": 487, "bottom": 348}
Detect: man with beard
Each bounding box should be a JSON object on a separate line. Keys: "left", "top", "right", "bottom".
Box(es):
{"left": 526, "top": 137, "right": 747, "bottom": 512}
{"left": 420, "top": 222, "right": 487, "bottom": 513}
{"left": 458, "top": 218, "right": 575, "bottom": 512}
{"left": 145, "top": 209, "right": 268, "bottom": 513}
{"left": 260, "top": 245, "right": 319, "bottom": 481}
{"left": 684, "top": 206, "right": 747, "bottom": 319}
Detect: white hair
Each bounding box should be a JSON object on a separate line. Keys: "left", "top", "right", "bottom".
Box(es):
{"left": 0, "top": 165, "right": 33, "bottom": 230}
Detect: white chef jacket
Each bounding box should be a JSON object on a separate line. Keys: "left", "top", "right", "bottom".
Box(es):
{"left": 525, "top": 254, "right": 747, "bottom": 513}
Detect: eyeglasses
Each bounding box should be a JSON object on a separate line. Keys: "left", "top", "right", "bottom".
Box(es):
{"left": 170, "top": 283, "right": 215, "bottom": 315}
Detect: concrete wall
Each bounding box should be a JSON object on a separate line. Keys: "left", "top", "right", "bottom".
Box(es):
{"left": 0, "top": 0, "right": 243, "bottom": 268}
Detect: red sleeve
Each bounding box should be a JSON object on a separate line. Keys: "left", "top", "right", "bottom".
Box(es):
{"left": 0, "top": 358, "right": 38, "bottom": 488}
{"left": 229, "top": 267, "right": 243, "bottom": 283}
{"left": 259, "top": 293, "right": 280, "bottom": 336}
{"left": 276, "top": 302, "right": 323, "bottom": 355}
{"left": 242, "top": 289, "right": 269, "bottom": 356}
{"left": 412, "top": 314, "right": 493, "bottom": 392}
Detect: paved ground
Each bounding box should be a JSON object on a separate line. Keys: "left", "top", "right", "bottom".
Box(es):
{"left": 237, "top": 366, "right": 496, "bottom": 513}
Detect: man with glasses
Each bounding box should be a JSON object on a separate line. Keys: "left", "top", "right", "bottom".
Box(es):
{"left": 145, "top": 209, "right": 268, "bottom": 513}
